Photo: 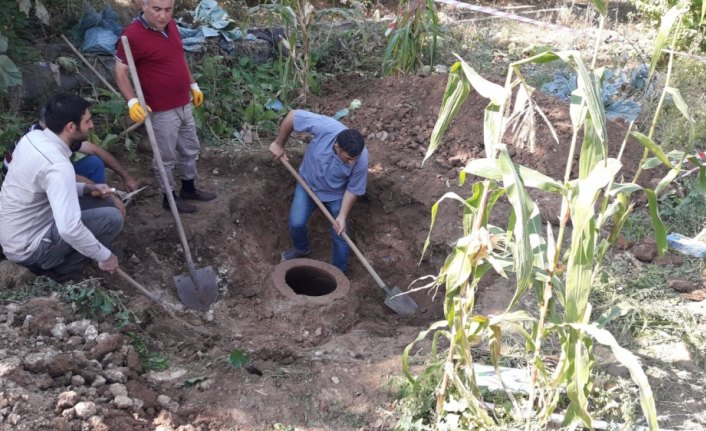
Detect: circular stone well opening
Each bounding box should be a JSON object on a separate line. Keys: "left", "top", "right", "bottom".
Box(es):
{"left": 273, "top": 258, "right": 350, "bottom": 303}
{"left": 286, "top": 266, "right": 336, "bottom": 296}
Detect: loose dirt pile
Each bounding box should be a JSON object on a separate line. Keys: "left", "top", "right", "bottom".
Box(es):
{"left": 0, "top": 72, "right": 662, "bottom": 430}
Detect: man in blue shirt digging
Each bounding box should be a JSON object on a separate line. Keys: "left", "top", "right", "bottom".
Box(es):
{"left": 269, "top": 110, "right": 368, "bottom": 273}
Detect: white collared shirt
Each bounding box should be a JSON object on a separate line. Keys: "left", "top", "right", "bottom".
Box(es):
{"left": 0, "top": 129, "right": 110, "bottom": 263}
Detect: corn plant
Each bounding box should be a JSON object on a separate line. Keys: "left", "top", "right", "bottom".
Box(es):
{"left": 383, "top": 0, "right": 446, "bottom": 75}
{"left": 401, "top": 3, "right": 695, "bottom": 429}
{"left": 249, "top": 1, "right": 359, "bottom": 103}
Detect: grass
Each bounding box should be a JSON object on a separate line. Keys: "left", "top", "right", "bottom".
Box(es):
{"left": 128, "top": 331, "right": 170, "bottom": 372}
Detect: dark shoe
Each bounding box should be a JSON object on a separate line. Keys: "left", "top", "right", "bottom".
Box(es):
{"left": 163, "top": 197, "right": 198, "bottom": 213}
{"left": 281, "top": 248, "right": 311, "bottom": 261}
{"left": 180, "top": 189, "right": 217, "bottom": 201}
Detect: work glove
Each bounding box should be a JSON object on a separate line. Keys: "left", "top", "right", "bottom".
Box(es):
{"left": 190, "top": 83, "right": 204, "bottom": 107}
{"left": 127, "top": 98, "right": 151, "bottom": 123}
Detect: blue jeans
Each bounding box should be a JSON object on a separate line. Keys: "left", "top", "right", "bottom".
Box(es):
{"left": 289, "top": 184, "right": 349, "bottom": 273}
{"left": 73, "top": 155, "right": 106, "bottom": 184}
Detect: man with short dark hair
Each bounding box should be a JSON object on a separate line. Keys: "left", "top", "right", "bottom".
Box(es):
{"left": 269, "top": 110, "right": 368, "bottom": 273}
{"left": 0, "top": 94, "right": 123, "bottom": 282}
{"left": 3, "top": 108, "right": 138, "bottom": 218}
{"left": 114, "top": 0, "right": 215, "bottom": 214}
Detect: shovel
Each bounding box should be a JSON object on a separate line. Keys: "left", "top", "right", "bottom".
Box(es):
{"left": 121, "top": 36, "right": 218, "bottom": 311}
{"left": 280, "top": 158, "right": 418, "bottom": 315}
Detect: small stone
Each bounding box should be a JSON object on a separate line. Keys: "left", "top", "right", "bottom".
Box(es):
{"left": 132, "top": 397, "right": 144, "bottom": 411}
{"left": 92, "top": 375, "right": 106, "bottom": 388}
{"left": 315, "top": 327, "right": 322, "bottom": 336}
{"left": 84, "top": 325, "right": 98, "bottom": 343}
{"left": 5, "top": 303, "right": 20, "bottom": 313}
{"left": 71, "top": 375, "right": 85, "bottom": 387}
{"left": 51, "top": 323, "right": 69, "bottom": 340}
{"left": 108, "top": 383, "right": 128, "bottom": 397}
{"left": 67, "top": 319, "right": 91, "bottom": 336}
{"left": 212, "top": 168, "right": 220, "bottom": 175}
{"left": 67, "top": 336, "right": 83, "bottom": 347}
{"left": 331, "top": 376, "right": 339, "bottom": 384}
{"left": 114, "top": 395, "right": 133, "bottom": 409}
{"left": 56, "top": 391, "right": 79, "bottom": 409}
{"left": 129, "top": 254, "right": 141, "bottom": 265}
{"left": 204, "top": 309, "right": 214, "bottom": 322}
{"left": 60, "top": 407, "right": 75, "bottom": 420}
{"left": 74, "top": 401, "right": 97, "bottom": 418}
{"left": 22, "top": 315, "right": 33, "bottom": 331}
{"left": 157, "top": 394, "right": 172, "bottom": 410}
{"left": 667, "top": 278, "right": 699, "bottom": 293}
{"left": 103, "top": 368, "right": 127, "bottom": 383}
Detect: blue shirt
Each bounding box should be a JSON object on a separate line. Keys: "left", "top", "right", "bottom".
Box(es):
{"left": 295, "top": 110, "right": 368, "bottom": 202}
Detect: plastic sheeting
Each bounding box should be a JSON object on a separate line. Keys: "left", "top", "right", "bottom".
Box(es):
{"left": 71, "top": 2, "right": 122, "bottom": 55}
{"left": 541, "top": 67, "right": 643, "bottom": 122}
{"left": 178, "top": 0, "right": 243, "bottom": 52}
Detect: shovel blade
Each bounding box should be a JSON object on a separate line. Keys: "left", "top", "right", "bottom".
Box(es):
{"left": 384, "top": 286, "right": 418, "bottom": 315}
{"left": 174, "top": 266, "right": 219, "bottom": 310}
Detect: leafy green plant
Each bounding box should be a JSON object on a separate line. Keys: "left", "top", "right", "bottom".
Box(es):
{"left": 128, "top": 332, "right": 170, "bottom": 371}
{"left": 397, "top": 2, "right": 699, "bottom": 429}
{"left": 228, "top": 349, "right": 249, "bottom": 368}
{"left": 64, "top": 280, "right": 139, "bottom": 328}
{"left": 383, "top": 0, "right": 446, "bottom": 75}
{"left": 191, "top": 55, "right": 283, "bottom": 145}
{"left": 0, "top": 34, "right": 22, "bottom": 94}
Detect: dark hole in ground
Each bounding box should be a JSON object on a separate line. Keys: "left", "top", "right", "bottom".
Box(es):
{"left": 285, "top": 266, "right": 337, "bottom": 296}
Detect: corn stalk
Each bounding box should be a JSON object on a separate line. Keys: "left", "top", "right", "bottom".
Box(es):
{"left": 399, "top": 2, "right": 695, "bottom": 429}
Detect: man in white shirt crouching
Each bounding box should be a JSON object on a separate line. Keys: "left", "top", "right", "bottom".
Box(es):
{"left": 0, "top": 94, "right": 123, "bottom": 282}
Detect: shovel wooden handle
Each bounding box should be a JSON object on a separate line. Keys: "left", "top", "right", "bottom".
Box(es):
{"left": 280, "top": 158, "right": 390, "bottom": 294}
{"left": 120, "top": 36, "right": 201, "bottom": 286}
{"left": 115, "top": 268, "right": 162, "bottom": 304}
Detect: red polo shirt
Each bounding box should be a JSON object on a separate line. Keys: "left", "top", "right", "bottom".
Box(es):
{"left": 115, "top": 17, "right": 191, "bottom": 112}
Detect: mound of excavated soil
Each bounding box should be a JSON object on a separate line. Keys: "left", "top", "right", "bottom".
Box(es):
{"left": 0, "top": 72, "right": 658, "bottom": 430}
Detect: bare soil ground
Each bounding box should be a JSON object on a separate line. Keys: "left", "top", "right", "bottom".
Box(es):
{"left": 4, "top": 69, "right": 693, "bottom": 431}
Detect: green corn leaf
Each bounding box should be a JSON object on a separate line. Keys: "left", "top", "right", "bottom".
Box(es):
{"left": 632, "top": 132, "right": 674, "bottom": 169}
{"left": 580, "top": 324, "right": 658, "bottom": 430}
{"left": 402, "top": 320, "right": 448, "bottom": 382}
{"left": 463, "top": 158, "right": 565, "bottom": 194}
{"left": 425, "top": 62, "right": 471, "bottom": 164}
{"left": 595, "top": 302, "right": 635, "bottom": 328}
{"left": 665, "top": 86, "right": 694, "bottom": 124}
{"left": 645, "top": 189, "right": 667, "bottom": 256}
{"left": 641, "top": 157, "right": 664, "bottom": 170}
{"left": 649, "top": 7, "right": 685, "bottom": 81}
{"left": 454, "top": 54, "right": 506, "bottom": 104}
{"left": 420, "top": 192, "right": 477, "bottom": 262}
{"left": 445, "top": 246, "right": 473, "bottom": 290}
{"left": 606, "top": 182, "right": 641, "bottom": 196}
{"left": 589, "top": 0, "right": 607, "bottom": 15}
{"left": 655, "top": 168, "right": 679, "bottom": 195}
{"left": 569, "top": 88, "right": 587, "bottom": 132}
{"left": 565, "top": 160, "right": 621, "bottom": 322}
{"left": 484, "top": 103, "right": 503, "bottom": 157}
{"left": 564, "top": 337, "right": 593, "bottom": 428}
{"left": 510, "top": 50, "right": 561, "bottom": 67}
{"left": 498, "top": 147, "right": 533, "bottom": 308}
{"left": 578, "top": 113, "right": 604, "bottom": 179}
{"left": 555, "top": 51, "right": 606, "bottom": 146}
